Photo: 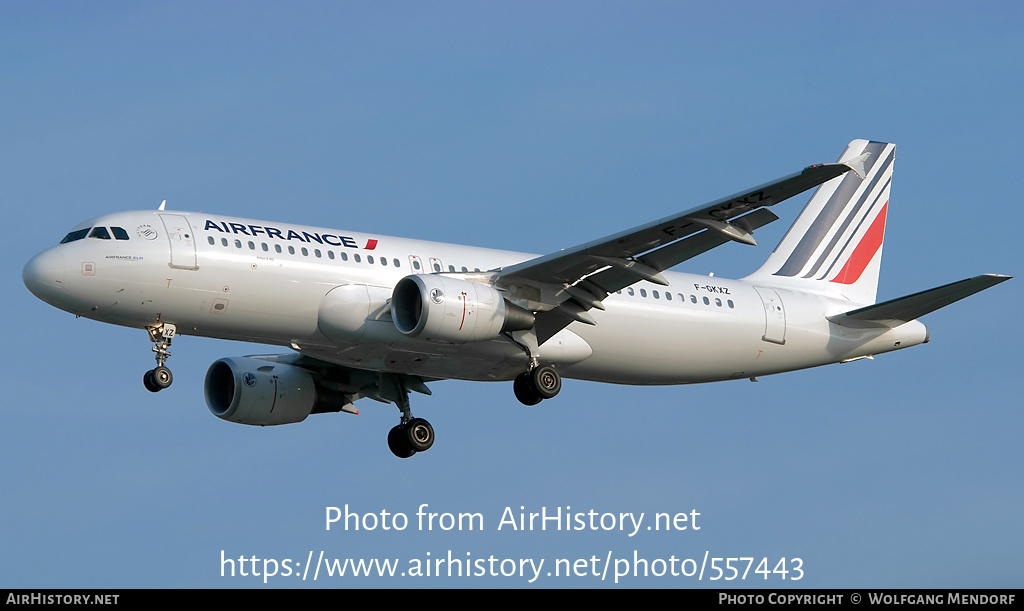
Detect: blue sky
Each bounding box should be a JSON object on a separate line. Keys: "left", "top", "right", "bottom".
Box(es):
{"left": 3, "top": 2, "right": 1021, "bottom": 587}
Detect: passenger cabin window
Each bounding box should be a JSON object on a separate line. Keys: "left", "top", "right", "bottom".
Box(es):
{"left": 89, "top": 227, "right": 111, "bottom": 240}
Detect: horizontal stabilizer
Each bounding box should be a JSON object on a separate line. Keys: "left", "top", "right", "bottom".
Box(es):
{"left": 828, "top": 274, "right": 1011, "bottom": 329}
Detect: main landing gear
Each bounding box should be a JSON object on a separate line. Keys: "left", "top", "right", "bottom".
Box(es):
{"left": 387, "top": 417, "right": 435, "bottom": 459}
{"left": 143, "top": 323, "right": 176, "bottom": 393}
{"left": 504, "top": 329, "right": 562, "bottom": 406}
{"left": 513, "top": 365, "right": 561, "bottom": 406}
{"left": 381, "top": 373, "right": 435, "bottom": 459}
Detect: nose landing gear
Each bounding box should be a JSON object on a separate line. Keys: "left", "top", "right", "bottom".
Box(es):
{"left": 143, "top": 365, "right": 173, "bottom": 392}
{"left": 143, "top": 323, "right": 176, "bottom": 393}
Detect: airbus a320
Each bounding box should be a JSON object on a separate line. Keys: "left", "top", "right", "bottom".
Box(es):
{"left": 23, "top": 140, "right": 1009, "bottom": 457}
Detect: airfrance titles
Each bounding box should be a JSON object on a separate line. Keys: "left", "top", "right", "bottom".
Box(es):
{"left": 203, "top": 219, "right": 378, "bottom": 250}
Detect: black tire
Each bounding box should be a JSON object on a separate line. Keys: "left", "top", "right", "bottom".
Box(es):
{"left": 152, "top": 366, "right": 173, "bottom": 389}
{"left": 143, "top": 370, "right": 161, "bottom": 393}
{"left": 513, "top": 372, "right": 543, "bottom": 406}
{"left": 388, "top": 425, "right": 416, "bottom": 458}
{"left": 531, "top": 365, "right": 561, "bottom": 399}
{"left": 405, "top": 418, "right": 435, "bottom": 452}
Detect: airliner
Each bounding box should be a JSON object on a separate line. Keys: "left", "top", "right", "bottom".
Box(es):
{"left": 23, "top": 140, "right": 1009, "bottom": 458}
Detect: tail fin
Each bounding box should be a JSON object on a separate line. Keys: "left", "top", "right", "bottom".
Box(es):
{"left": 745, "top": 139, "right": 895, "bottom": 305}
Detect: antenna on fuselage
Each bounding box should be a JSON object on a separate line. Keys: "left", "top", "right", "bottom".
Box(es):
{"left": 158, "top": 200, "right": 166, "bottom": 211}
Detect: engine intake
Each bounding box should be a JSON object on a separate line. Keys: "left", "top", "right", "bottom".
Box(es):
{"left": 392, "top": 275, "right": 534, "bottom": 343}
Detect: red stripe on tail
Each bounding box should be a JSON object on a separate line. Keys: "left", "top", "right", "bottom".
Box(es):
{"left": 830, "top": 201, "right": 888, "bottom": 285}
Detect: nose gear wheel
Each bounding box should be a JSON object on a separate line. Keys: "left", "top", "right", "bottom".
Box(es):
{"left": 143, "top": 323, "right": 176, "bottom": 393}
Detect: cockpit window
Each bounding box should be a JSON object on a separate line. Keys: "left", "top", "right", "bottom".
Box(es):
{"left": 111, "top": 226, "right": 130, "bottom": 240}
{"left": 60, "top": 228, "right": 90, "bottom": 244}
{"left": 88, "top": 227, "right": 112, "bottom": 240}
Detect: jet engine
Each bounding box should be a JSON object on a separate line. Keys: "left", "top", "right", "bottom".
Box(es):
{"left": 204, "top": 357, "right": 346, "bottom": 426}
{"left": 391, "top": 275, "right": 534, "bottom": 343}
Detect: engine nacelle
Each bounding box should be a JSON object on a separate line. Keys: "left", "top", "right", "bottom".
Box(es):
{"left": 391, "top": 275, "right": 534, "bottom": 343}
{"left": 205, "top": 357, "right": 325, "bottom": 426}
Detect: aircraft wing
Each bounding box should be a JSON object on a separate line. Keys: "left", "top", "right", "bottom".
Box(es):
{"left": 494, "top": 160, "right": 865, "bottom": 342}
{"left": 251, "top": 352, "right": 435, "bottom": 406}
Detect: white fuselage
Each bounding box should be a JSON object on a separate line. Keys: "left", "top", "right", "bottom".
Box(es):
{"left": 23, "top": 209, "right": 929, "bottom": 386}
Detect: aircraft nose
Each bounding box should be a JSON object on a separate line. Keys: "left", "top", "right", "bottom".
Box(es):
{"left": 23, "top": 249, "right": 64, "bottom": 300}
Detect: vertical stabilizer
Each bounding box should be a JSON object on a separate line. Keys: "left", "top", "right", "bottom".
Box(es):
{"left": 745, "top": 140, "right": 895, "bottom": 305}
